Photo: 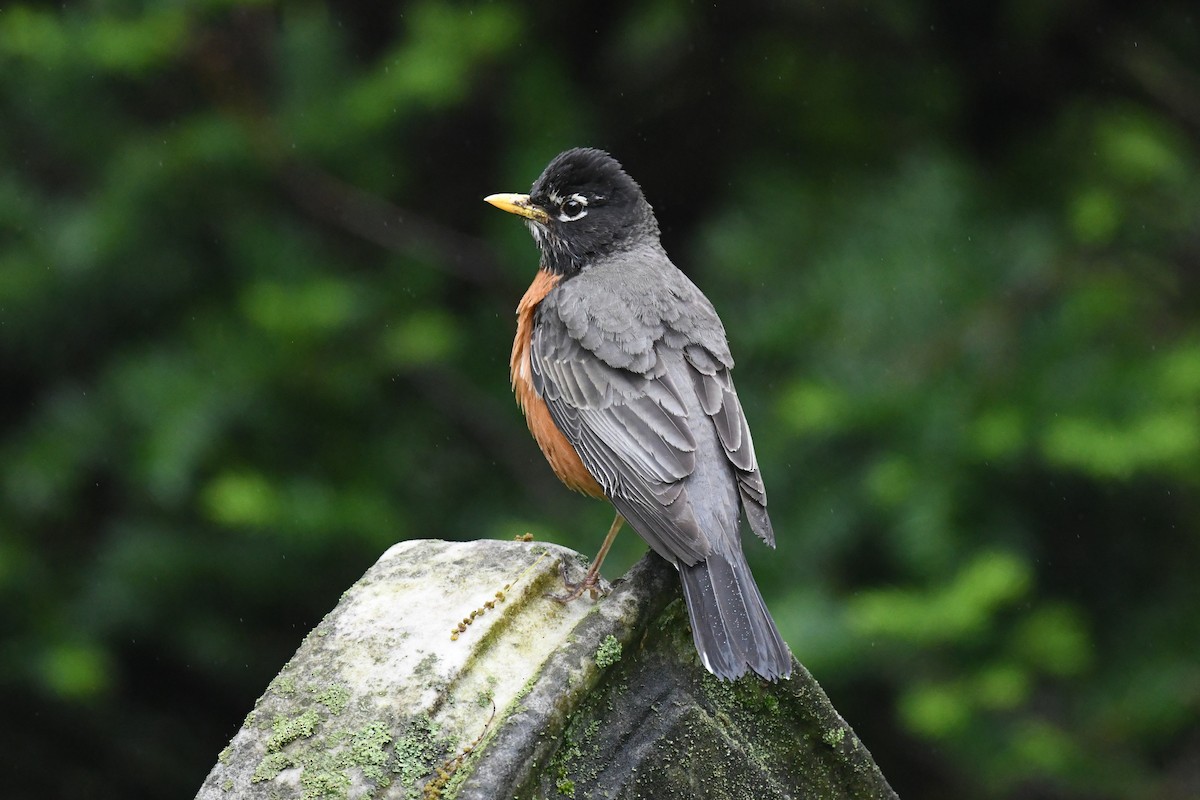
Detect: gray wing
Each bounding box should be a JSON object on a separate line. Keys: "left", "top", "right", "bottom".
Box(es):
{"left": 531, "top": 312, "right": 711, "bottom": 564}
{"left": 682, "top": 344, "right": 774, "bottom": 546}
{"left": 531, "top": 266, "right": 774, "bottom": 561}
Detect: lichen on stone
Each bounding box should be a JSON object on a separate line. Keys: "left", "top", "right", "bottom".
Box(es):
{"left": 316, "top": 683, "right": 351, "bottom": 715}
{"left": 251, "top": 751, "right": 296, "bottom": 783}
{"left": 299, "top": 761, "right": 351, "bottom": 800}
{"left": 349, "top": 721, "right": 393, "bottom": 784}
{"left": 266, "top": 709, "right": 321, "bottom": 752}
{"left": 393, "top": 714, "right": 448, "bottom": 797}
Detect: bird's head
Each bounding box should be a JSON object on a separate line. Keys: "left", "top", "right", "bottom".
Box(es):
{"left": 485, "top": 148, "right": 657, "bottom": 276}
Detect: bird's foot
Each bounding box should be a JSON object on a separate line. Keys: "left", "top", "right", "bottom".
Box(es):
{"left": 549, "top": 559, "right": 607, "bottom": 603}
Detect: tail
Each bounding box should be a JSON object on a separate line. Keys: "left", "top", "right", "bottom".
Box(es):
{"left": 679, "top": 550, "right": 792, "bottom": 681}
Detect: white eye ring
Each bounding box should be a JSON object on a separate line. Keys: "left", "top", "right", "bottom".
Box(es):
{"left": 557, "top": 193, "right": 589, "bottom": 222}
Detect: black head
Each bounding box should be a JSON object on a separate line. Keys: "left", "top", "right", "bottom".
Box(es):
{"left": 485, "top": 148, "right": 658, "bottom": 276}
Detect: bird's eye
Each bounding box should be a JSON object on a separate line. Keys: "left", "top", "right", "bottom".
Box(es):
{"left": 557, "top": 193, "right": 589, "bottom": 222}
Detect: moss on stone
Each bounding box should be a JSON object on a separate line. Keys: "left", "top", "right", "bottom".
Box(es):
{"left": 730, "top": 675, "right": 782, "bottom": 716}
{"left": 594, "top": 635, "right": 622, "bottom": 669}
{"left": 550, "top": 738, "right": 582, "bottom": 797}
{"left": 440, "top": 739, "right": 487, "bottom": 799}
{"left": 822, "top": 726, "right": 847, "bottom": 747}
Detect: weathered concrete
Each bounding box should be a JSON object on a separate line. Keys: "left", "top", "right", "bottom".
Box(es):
{"left": 195, "top": 538, "right": 897, "bottom": 799}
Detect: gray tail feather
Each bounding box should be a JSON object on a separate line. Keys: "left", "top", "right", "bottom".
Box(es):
{"left": 679, "top": 551, "right": 792, "bottom": 681}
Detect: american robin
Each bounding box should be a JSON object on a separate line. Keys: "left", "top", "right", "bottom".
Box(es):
{"left": 485, "top": 148, "right": 792, "bottom": 681}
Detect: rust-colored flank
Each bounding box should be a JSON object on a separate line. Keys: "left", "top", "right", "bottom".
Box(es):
{"left": 510, "top": 268, "right": 605, "bottom": 498}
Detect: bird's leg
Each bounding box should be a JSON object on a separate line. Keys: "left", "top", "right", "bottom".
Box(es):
{"left": 552, "top": 513, "right": 625, "bottom": 603}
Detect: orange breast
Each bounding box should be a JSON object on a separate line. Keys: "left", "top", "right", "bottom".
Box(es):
{"left": 511, "top": 269, "right": 606, "bottom": 499}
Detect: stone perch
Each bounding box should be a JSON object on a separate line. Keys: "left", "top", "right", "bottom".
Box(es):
{"left": 195, "top": 539, "right": 898, "bottom": 799}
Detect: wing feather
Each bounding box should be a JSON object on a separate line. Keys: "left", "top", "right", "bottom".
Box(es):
{"left": 532, "top": 317, "right": 710, "bottom": 564}
{"left": 684, "top": 345, "right": 775, "bottom": 546}
{"left": 530, "top": 268, "right": 775, "bottom": 558}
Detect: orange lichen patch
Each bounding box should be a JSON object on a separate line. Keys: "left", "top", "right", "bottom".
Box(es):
{"left": 511, "top": 269, "right": 605, "bottom": 499}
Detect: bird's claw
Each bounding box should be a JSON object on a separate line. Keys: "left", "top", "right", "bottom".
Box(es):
{"left": 549, "top": 559, "right": 607, "bottom": 603}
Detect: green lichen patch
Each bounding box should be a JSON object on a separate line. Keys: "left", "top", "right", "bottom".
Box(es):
{"left": 250, "top": 714, "right": 435, "bottom": 798}
{"left": 266, "top": 709, "right": 321, "bottom": 752}
{"left": 349, "top": 722, "right": 393, "bottom": 784}
{"left": 475, "top": 687, "right": 495, "bottom": 709}
{"left": 299, "top": 759, "right": 353, "bottom": 800}
{"left": 252, "top": 750, "right": 296, "bottom": 783}
{"left": 393, "top": 714, "right": 450, "bottom": 797}
{"left": 412, "top": 652, "right": 441, "bottom": 680}
{"left": 594, "top": 635, "right": 622, "bottom": 669}
{"left": 316, "top": 684, "right": 351, "bottom": 715}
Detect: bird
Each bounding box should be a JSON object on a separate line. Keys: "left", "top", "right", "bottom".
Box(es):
{"left": 484, "top": 147, "right": 792, "bottom": 681}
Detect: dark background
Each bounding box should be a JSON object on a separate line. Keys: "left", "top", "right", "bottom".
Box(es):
{"left": 3, "top": 2, "right": 1199, "bottom": 798}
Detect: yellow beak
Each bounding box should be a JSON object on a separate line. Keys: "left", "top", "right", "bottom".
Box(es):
{"left": 484, "top": 193, "right": 550, "bottom": 224}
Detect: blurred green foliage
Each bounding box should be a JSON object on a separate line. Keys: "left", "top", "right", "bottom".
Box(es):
{"left": 2, "top": 2, "right": 1198, "bottom": 798}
